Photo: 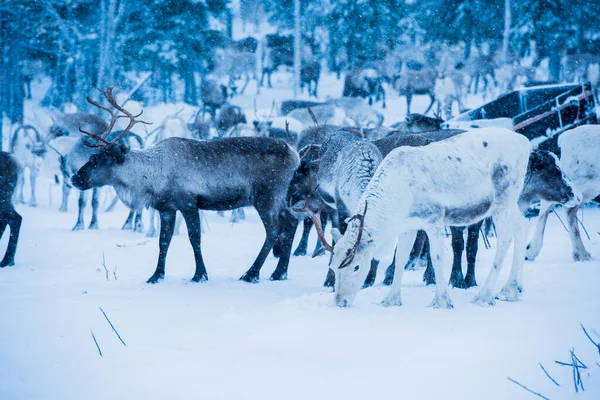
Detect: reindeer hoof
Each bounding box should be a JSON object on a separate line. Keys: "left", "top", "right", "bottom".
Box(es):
{"left": 269, "top": 271, "right": 288, "bottom": 281}
{"left": 472, "top": 291, "right": 496, "bottom": 307}
{"left": 88, "top": 223, "right": 99, "bottom": 230}
{"left": 147, "top": 273, "right": 164, "bottom": 284}
{"left": 496, "top": 281, "right": 522, "bottom": 302}
{"left": 0, "top": 259, "right": 15, "bottom": 268}
{"left": 429, "top": 293, "right": 454, "bottom": 309}
{"left": 72, "top": 224, "right": 84, "bottom": 231}
{"left": 381, "top": 295, "right": 402, "bottom": 307}
{"left": 573, "top": 251, "right": 592, "bottom": 262}
{"left": 29, "top": 201, "right": 37, "bottom": 207}
{"left": 449, "top": 270, "right": 467, "bottom": 289}
{"left": 464, "top": 274, "right": 477, "bottom": 288}
{"left": 191, "top": 273, "right": 208, "bottom": 283}
{"left": 293, "top": 247, "right": 307, "bottom": 257}
{"left": 240, "top": 272, "right": 259, "bottom": 284}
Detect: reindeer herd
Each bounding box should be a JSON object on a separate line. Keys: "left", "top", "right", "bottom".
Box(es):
{"left": 1, "top": 83, "right": 600, "bottom": 309}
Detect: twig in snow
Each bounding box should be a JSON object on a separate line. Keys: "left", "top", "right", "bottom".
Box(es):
{"left": 99, "top": 307, "right": 127, "bottom": 347}
{"left": 116, "top": 240, "right": 150, "bottom": 248}
{"left": 506, "top": 377, "right": 550, "bottom": 400}
{"left": 538, "top": 363, "right": 560, "bottom": 386}
{"left": 551, "top": 209, "right": 569, "bottom": 232}
{"left": 570, "top": 348, "right": 585, "bottom": 392}
{"left": 91, "top": 330, "right": 103, "bottom": 357}
{"left": 480, "top": 226, "right": 491, "bottom": 249}
{"left": 113, "top": 264, "right": 118, "bottom": 281}
{"left": 576, "top": 216, "right": 591, "bottom": 240}
{"left": 101, "top": 252, "right": 109, "bottom": 281}
{"left": 580, "top": 323, "right": 600, "bottom": 355}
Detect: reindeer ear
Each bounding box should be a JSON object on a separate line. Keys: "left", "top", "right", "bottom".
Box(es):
{"left": 332, "top": 228, "right": 342, "bottom": 243}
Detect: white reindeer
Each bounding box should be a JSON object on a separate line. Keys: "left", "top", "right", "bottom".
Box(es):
{"left": 10, "top": 124, "right": 45, "bottom": 206}
{"left": 526, "top": 125, "right": 600, "bottom": 261}
{"left": 328, "top": 128, "right": 531, "bottom": 308}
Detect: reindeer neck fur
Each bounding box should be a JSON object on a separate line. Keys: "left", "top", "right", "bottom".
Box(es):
{"left": 111, "top": 149, "right": 168, "bottom": 209}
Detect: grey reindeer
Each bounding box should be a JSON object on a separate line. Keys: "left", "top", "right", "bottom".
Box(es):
{"left": 71, "top": 87, "right": 300, "bottom": 284}
{"left": 0, "top": 152, "right": 22, "bottom": 268}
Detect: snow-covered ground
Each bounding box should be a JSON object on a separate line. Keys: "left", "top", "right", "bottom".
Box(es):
{"left": 1, "top": 200, "right": 600, "bottom": 399}
{"left": 2, "top": 72, "right": 600, "bottom": 399}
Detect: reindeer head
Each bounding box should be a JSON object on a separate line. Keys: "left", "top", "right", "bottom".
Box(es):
{"left": 71, "top": 87, "right": 150, "bottom": 191}
{"left": 520, "top": 150, "right": 581, "bottom": 211}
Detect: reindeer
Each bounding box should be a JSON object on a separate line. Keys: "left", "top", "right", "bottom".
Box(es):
{"left": 526, "top": 125, "right": 600, "bottom": 262}
{"left": 201, "top": 79, "right": 228, "bottom": 119}
{"left": 393, "top": 64, "right": 437, "bottom": 115}
{"left": 314, "top": 128, "right": 532, "bottom": 308}
{"left": 216, "top": 104, "right": 247, "bottom": 137}
{"left": 327, "top": 97, "right": 384, "bottom": 129}
{"left": 10, "top": 124, "right": 46, "bottom": 207}
{"left": 0, "top": 152, "right": 22, "bottom": 268}
{"left": 71, "top": 87, "right": 300, "bottom": 284}
{"left": 48, "top": 111, "right": 108, "bottom": 139}
{"left": 300, "top": 61, "right": 321, "bottom": 97}
{"left": 343, "top": 68, "right": 386, "bottom": 108}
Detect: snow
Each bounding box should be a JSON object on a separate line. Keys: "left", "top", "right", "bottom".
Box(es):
{"left": 1, "top": 194, "right": 600, "bottom": 399}
{"left": 2, "top": 70, "right": 600, "bottom": 399}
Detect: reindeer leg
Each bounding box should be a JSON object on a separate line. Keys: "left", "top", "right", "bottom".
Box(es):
{"left": 497, "top": 214, "right": 528, "bottom": 302}
{"left": 72, "top": 191, "right": 87, "bottom": 231}
{"left": 29, "top": 165, "right": 39, "bottom": 207}
{"left": 566, "top": 205, "right": 592, "bottom": 261}
{"left": 428, "top": 227, "right": 454, "bottom": 309}
{"left": 473, "top": 210, "right": 514, "bottom": 306}
{"left": 465, "top": 221, "right": 483, "bottom": 288}
{"left": 146, "top": 209, "right": 157, "bottom": 238}
{"left": 240, "top": 204, "right": 280, "bottom": 283}
{"left": 424, "top": 93, "right": 435, "bottom": 115}
{"left": 0, "top": 208, "right": 22, "bottom": 267}
{"left": 16, "top": 173, "right": 25, "bottom": 204}
{"left": 270, "top": 209, "right": 299, "bottom": 281}
{"left": 134, "top": 210, "right": 144, "bottom": 233}
{"left": 405, "top": 92, "right": 412, "bottom": 115}
{"left": 181, "top": 208, "right": 208, "bottom": 282}
{"left": 88, "top": 188, "right": 99, "bottom": 229}
{"left": 122, "top": 210, "right": 135, "bottom": 230}
{"left": 147, "top": 209, "right": 177, "bottom": 283}
{"left": 59, "top": 180, "right": 70, "bottom": 212}
{"left": 449, "top": 226, "right": 467, "bottom": 289}
{"left": 381, "top": 230, "right": 417, "bottom": 307}
{"left": 363, "top": 259, "right": 379, "bottom": 288}
{"left": 293, "top": 217, "right": 312, "bottom": 256}
{"left": 526, "top": 200, "right": 553, "bottom": 261}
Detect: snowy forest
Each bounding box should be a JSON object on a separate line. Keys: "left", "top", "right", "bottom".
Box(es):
{"left": 2, "top": 0, "right": 600, "bottom": 129}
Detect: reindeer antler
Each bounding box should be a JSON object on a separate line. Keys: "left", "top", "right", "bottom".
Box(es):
{"left": 292, "top": 195, "right": 333, "bottom": 255}
{"left": 79, "top": 86, "right": 151, "bottom": 148}
{"left": 338, "top": 202, "right": 368, "bottom": 269}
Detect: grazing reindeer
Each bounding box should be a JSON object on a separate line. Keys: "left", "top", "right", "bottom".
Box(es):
{"left": 393, "top": 64, "right": 437, "bottom": 115}
{"left": 343, "top": 68, "right": 386, "bottom": 108}
{"left": 10, "top": 124, "right": 46, "bottom": 207}
{"left": 527, "top": 126, "right": 600, "bottom": 262}
{"left": 0, "top": 152, "right": 22, "bottom": 268}
{"left": 417, "top": 150, "right": 581, "bottom": 289}
{"left": 216, "top": 104, "right": 247, "bottom": 136}
{"left": 72, "top": 87, "right": 300, "bottom": 284}
{"left": 300, "top": 61, "right": 321, "bottom": 97}
{"left": 49, "top": 111, "right": 108, "bottom": 139}
{"left": 321, "top": 128, "right": 531, "bottom": 308}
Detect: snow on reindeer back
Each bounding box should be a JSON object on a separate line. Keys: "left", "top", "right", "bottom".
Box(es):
{"left": 442, "top": 117, "right": 514, "bottom": 131}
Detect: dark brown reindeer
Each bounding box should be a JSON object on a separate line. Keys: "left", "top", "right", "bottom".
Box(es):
{"left": 71, "top": 87, "right": 300, "bottom": 284}
{"left": 0, "top": 152, "right": 22, "bottom": 268}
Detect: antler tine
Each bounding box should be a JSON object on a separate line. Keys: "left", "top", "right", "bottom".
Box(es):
{"left": 82, "top": 95, "right": 124, "bottom": 144}
{"left": 292, "top": 197, "right": 333, "bottom": 253}
{"left": 267, "top": 100, "right": 276, "bottom": 123}
{"left": 98, "top": 86, "right": 152, "bottom": 145}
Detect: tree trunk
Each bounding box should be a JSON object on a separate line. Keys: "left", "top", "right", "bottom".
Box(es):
{"left": 293, "top": 0, "right": 301, "bottom": 97}
{"left": 502, "top": 0, "right": 511, "bottom": 64}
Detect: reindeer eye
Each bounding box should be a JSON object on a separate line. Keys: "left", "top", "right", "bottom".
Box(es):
{"left": 354, "top": 265, "right": 360, "bottom": 272}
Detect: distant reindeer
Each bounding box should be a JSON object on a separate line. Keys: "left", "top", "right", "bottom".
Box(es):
{"left": 216, "top": 104, "right": 247, "bottom": 136}
{"left": 300, "top": 61, "right": 321, "bottom": 97}
{"left": 48, "top": 111, "right": 108, "bottom": 139}
{"left": 0, "top": 152, "right": 22, "bottom": 268}
{"left": 393, "top": 63, "right": 436, "bottom": 115}
{"left": 201, "top": 79, "right": 228, "bottom": 118}
{"left": 343, "top": 68, "right": 386, "bottom": 108}
{"left": 465, "top": 54, "right": 498, "bottom": 95}
{"left": 72, "top": 87, "right": 301, "bottom": 284}
{"left": 10, "top": 124, "right": 46, "bottom": 207}
{"left": 213, "top": 48, "right": 257, "bottom": 95}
